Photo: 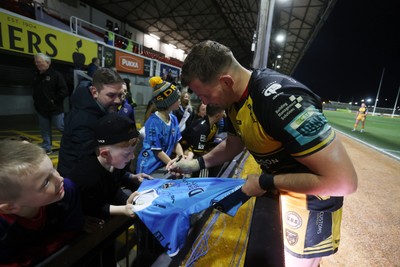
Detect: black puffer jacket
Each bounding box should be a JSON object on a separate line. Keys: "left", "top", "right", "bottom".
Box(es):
{"left": 57, "top": 81, "right": 107, "bottom": 177}
{"left": 32, "top": 68, "right": 68, "bottom": 116}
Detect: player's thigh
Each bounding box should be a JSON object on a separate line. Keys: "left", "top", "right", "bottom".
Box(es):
{"left": 280, "top": 193, "right": 342, "bottom": 259}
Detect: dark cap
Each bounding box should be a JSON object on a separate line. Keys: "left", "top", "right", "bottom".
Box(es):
{"left": 149, "top": 76, "right": 180, "bottom": 109}
{"left": 94, "top": 113, "right": 139, "bottom": 145}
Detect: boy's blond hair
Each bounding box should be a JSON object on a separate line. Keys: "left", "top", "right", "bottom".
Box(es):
{"left": 0, "top": 140, "right": 46, "bottom": 201}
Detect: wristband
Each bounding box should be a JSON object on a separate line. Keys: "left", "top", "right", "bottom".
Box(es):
{"left": 259, "top": 173, "right": 276, "bottom": 191}
{"left": 196, "top": 156, "right": 206, "bottom": 170}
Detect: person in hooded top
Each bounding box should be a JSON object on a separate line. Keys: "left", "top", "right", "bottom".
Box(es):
{"left": 57, "top": 68, "right": 124, "bottom": 177}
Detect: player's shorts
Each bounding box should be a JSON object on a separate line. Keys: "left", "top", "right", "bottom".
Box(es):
{"left": 356, "top": 114, "right": 366, "bottom": 122}
{"left": 280, "top": 192, "right": 342, "bottom": 258}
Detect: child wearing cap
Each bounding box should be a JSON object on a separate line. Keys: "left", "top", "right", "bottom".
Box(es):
{"left": 69, "top": 112, "right": 153, "bottom": 267}
{"left": 69, "top": 113, "right": 150, "bottom": 220}
{"left": 0, "top": 140, "right": 84, "bottom": 265}
{"left": 136, "top": 76, "right": 184, "bottom": 176}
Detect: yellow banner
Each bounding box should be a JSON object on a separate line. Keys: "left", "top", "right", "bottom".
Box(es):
{"left": 0, "top": 10, "right": 97, "bottom": 66}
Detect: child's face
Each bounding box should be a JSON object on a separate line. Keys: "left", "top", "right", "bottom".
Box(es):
{"left": 18, "top": 156, "right": 65, "bottom": 207}
{"left": 108, "top": 145, "right": 136, "bottom": 169}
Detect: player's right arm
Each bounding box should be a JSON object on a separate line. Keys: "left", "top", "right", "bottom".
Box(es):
{"left": 167, "top": 134, "right": 245, "bottom": 174}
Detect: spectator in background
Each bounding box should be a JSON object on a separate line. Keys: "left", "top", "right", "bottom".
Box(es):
{"left": 104, "top": 20, "right": 114, "bottom": 45}
{"left": 58, "top": 68, "right": 124, "bottom": 178}
{"left": 123, "top": 78, "right": 137, "bottom": 107}
{"left": 118, "top": 81, "right": 137, "bottom": 128}
{"left": 196, "top": 103, "right": 207, "bottom": 119}
{"left": 32, "top": 53, "right": 69, "bottom": 154}
{"left": 136, "top": 76, "right": 184, "bottom": 176}
{"left": 179, "top": 103, "right": 209, "bottom": 152}
{"left": 165, "top": 70, "right": 175, "bottom": 84}
{"left": 173, "top": 90, "right": 194, "bottom": 133}
{"left": 113, "top": 22, "right": 120, "bottom": 34}
{"left": 181, "top": 105, "right": 225, "bottom": 177}
{"left": 87, "top": 57, "right": 100, "bottom": 77}
{"left": 0, "top": 140, "right": 84, "bottom": 266}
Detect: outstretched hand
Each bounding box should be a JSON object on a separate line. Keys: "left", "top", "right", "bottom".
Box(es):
{"left": 132, "top": 173, "right": 153, "bottom": 183}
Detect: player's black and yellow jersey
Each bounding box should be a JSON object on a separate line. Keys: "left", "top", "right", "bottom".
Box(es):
{"left": 227, "top": 69, "right": 343, "bottom": 257}
{"left": 227, "top": 69, "right": 343, "bottom": 209}
{"left": 227, "top": 68, "right": 335, "bottom": 175}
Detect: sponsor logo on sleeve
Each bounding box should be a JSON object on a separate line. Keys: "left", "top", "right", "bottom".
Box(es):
{"left": 275, "top": 95, "right": 303, "bottom": 120}
{"left": 284, "top": 106, "right": 330, "bottom": 145}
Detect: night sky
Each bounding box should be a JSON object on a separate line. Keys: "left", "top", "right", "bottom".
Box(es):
{"left": 292, "top": 0, "right": 400, "bottom": 109}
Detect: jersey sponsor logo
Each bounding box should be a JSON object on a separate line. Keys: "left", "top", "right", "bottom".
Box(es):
{"left": 275, "top": 95, "right": 303, "bottom": 120}
{"left": 316, "top": 211, "right": 324, "bottom": 234}
{"left": 255, "top": 157, "right": 280, "bottom": 168}
{"left": 294, "top": 111, "right": 327, "bottom": 137}
{"left": 247, "top": 103, "right": 258, "bottom": 123}
{"left": 284, "top": 106, "right": 330, "bottom": 145}
{"left": 263, "top": 83, "right": 282, "bottom": 96}
{"left": 286, "top": 211, "right": 302, "bottom": 229}
{"left": 285, "top": 229, "right": 299, "bottom": 246}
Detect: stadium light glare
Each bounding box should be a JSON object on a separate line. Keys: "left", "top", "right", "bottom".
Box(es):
{"left": 149, "top": 33, "right": 160, "bottom": 40}
{"left": 276, "top": 33, "right": 285, "bottom": 43}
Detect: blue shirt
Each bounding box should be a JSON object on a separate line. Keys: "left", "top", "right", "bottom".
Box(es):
{"left": 136, "top": 112, "right": 181, "bottom": 175}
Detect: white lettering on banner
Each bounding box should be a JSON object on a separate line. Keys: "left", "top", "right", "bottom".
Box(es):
{"left": 121, "top": 58, "right": 139, "bottom": 68}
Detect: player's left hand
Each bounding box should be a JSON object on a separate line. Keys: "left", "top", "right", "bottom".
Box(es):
{"left": 241, "top": 174, "right": 267, "bottom": 197}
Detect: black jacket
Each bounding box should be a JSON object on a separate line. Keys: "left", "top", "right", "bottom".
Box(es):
{"left": 32, "top": 67, "right": 68, "bottom": 116}
{"left": 69, "top": 155, "right": 128, "bottom": 219}
{"left": 57, "top": 82, "right": 107, "bottom": 177}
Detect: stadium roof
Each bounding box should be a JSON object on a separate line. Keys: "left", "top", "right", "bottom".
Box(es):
{"left": 81, "top": 0, "right": 337, "bottom": 74}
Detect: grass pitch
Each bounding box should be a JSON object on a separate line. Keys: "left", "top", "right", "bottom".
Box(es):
{"left": 323, "top": 110, "right": 400, "bottom": 158}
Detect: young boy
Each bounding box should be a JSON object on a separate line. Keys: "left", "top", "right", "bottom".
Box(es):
{"left": 0, "top": 140, "right": 84, "bottom": 265}
{"left": 69, "top": 113, "right": 149, "bottom": 220}
{"left": 68, "top": 113, "right": 152, "bottom": 266}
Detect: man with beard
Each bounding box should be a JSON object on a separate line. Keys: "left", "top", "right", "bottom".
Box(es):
{"left": 167, "top": 40, "right": 358, "bottom": 267}
{"left": 57, "top": 68, "right": 124, "bottom": 177}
